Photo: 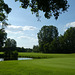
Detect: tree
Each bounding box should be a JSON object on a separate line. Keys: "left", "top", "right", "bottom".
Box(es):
{"left": 43, "top": 43, "right": 50, "bottom": 53}
{"left": 0, "top": 28, "right": 7, "bottom": 47}
{"left": 37, "top": 25, "right": 58, "bottom": 53}
{"left": 4, "top": 49, "right": 18, "bottom": 60}
{"left": 5, "top": 38, "right": 17, "bottom": 47}
{"left": 63, "top": 27, "right": 75, "bottom": 53}
{"left": 15, "top": 0, "right": 69, "bottom": 19}
{"left": 0, "top": 0, "right": 69, "bottom": 25}
{"left": 49, "top": 37, "right": 60, "bottom": 53}
{"left": 33, "top": 45, "right": 39, "bottom": 52}
{"left": 0, "top": 0, "right": 11, "bottom": 26}
{"left": 38, "top": 25, "right": 58, "bottom": 44}
{"left": 4, "top": 38, "right": 18, "bottom": 60}
{"left": 49, "top": 27, "right": 75, "bottom": 53}
{"left": 58, "top": 35, "right": 66, "bottom": 53}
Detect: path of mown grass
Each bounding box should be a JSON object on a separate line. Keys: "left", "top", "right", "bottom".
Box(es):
{"left": 0, "top": 58, "right": 75, "bottom": 75}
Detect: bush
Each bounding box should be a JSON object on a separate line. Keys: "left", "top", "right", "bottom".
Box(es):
{"left": 4, "top": 49, "right": 18, "bottom": 60}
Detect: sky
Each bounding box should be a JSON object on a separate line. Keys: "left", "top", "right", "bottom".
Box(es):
{"left": 1, "top": 0, "right": 75, "bottom": 48}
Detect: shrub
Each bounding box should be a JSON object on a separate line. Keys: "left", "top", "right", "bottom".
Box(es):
{"left": 4, "top": 49, "right": 18, "bottom": 60}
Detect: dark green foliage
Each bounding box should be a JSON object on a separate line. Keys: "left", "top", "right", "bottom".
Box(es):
{"left": 33, "top": 45, "right": 39, "bottom": 52}
{"left": 43, "top": 43, "right": 50, "bottom": 53}
{"left": 12, "top": 50, "right": 18, "bottom": 60}
{"left": 38, "top": 43, "right": 44, "bottom": 52}
{"left": 15, "top": 47, "right": 32, "bottom": 52}
{"left": 0, "top": 0, "right": 11, "bottom": 24}
{"left": 4, "top": 49, "right": 18, "bottom": 60}
{"left": 38, "top": 25, "right": 58, "bottom": 44}
{"left": 0, "top": 47, "right": 32, "bottom": 52}
{"left": 0, "top": 54, "right": 4, "bottom": 58}
{"left": 49, "top": 38, "right": 60, "bottom": 53}
{"left": 37, "top": 25, "right": 58, "bottom": 53}
{"left": 50, "top": 27, "right": 75, "bottom": 53}
{"left": 0, "top": 28, "right": 7, "bottom": 47}
{"left": 15, "top": 0, "right": 69, "bottom": 19}
{"left": 5, "top": 38, "right": 17, "bottom": 47}
{"left": 63, "top": 27, "right": 75, "bottom": 53}
{"left": 37, "top": 26, "right": 75, "bottom": 53}
{"left": 4, "top": 38, "right": 18, "bottom": 60}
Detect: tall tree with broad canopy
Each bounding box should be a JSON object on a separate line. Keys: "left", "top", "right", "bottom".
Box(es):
{"left": 15, "top": 0, "right": 69, "bottom": 19}
{"left": 37, "top": 25, "right": 58, "bottom": 52}
{"left": 38, "top": 25, "right": 58, "bottom": 44}
{"left": 5, "top": 38, "right": 17, "bottom": 48}
{"left": 0, "top": 28, "right": 7, "bottom": 47}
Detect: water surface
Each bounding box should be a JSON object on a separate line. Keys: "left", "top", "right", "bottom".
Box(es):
{"left": 0, "top": 58, "right": 33, "bottom": 61}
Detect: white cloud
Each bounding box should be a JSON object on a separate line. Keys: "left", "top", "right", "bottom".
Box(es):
{"left": 64, "top": 22, "right": 75, "bottom": 31}
{"left": 6, "top": 25, "right": 36, "bottom": 31}
{"left": 1, "top": 24, "right": 38, "bottom": 48}
{"left": 6, "top": 30, "right": 23, "bottom": 34}
{"left": 17, "top": 35, "right": 38, "bottom": 42}
{"left": 66, "top": 22, "right": 75, "bottom": 27}
{"left": 23, "top": 26, "right": 37, "bottom": 30}
{"left": 18, "top": 36, "right": 30, "bottom": 39}
{"left": 16, "top": 35, "right": 38, "bottom": 48}
{"left": 5, "top": 25, "right": 37, "bottom": 34}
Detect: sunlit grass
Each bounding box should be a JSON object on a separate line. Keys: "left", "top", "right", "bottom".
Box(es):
{"left": 0, "top": 52, "right": 4, "bottom": 54}
{"left": 0, "top": 52, "right": 75, "bottom": 75}
{"left": 0, "top": 58, "right": 75, "bottom": 75}
{"left": 18, "top": 52, "right": 75, "bottom": 58}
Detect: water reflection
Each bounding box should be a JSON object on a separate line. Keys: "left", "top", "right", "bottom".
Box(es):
{"left": 18, "top": 58, "right": 33, "bottom": 60}
{"left": 0, "top": 58, "right": 33, "bottom": 61}
{"left": 0, "top": 58, "right": 4, "bottom": 61}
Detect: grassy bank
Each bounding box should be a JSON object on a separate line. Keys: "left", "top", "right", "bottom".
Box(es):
{"left": 0, "top": 52, "right": 75, "bottom": 59}
{"left": 0, "top": 58, "right": 75, "bottom": 75}
{"left": 18, "top": 52, "right": 75, "bottom": 58}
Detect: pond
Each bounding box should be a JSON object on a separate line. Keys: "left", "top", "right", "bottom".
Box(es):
{"left": 0, "top": 58, "right": 33, "bottom": 61}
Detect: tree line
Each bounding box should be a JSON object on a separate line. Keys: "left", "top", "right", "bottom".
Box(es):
{"left": 0, "top": 26, "right": 75, "bottom": 54}
{"left": 33, "top": 25, "right": 75, "bottom": 53}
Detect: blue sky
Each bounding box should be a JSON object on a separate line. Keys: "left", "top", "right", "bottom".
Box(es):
{"left": 1, "top": 0, "right": 75, "bottom": 48}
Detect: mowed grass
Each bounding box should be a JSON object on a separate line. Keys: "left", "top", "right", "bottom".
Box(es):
{"left": 0, "top": 58, "right": 75, "bottom": 75}
{"left": 0, "top": 52, "right": 75, "bottom": 75}
{"left": 18, "top": 52, "right": 75, "bottom": 58}
{"left": 0, "top": 52, "right": 3, "bottom": 54}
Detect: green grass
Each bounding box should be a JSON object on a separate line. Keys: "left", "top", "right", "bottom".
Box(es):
{"left": 18, "top": 52, "right": 75, "bottom": 58}
{"left": 0, "top": 58, "right": 75, "bottom": 75}
{"left": 0, "top": 52, "right": 75, "bottom": 75}
{"left": 0, "top": 52, "right": 3, "bottom": 54}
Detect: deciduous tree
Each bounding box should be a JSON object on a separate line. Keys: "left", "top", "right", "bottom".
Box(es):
{"left": 37, "top": 25, "right": 58, "bottom": 52}
{"left": 63, "top": 27, "right": 75, "bottom": 53}
{"left": 15, "top": 0, "right": 69, "bottom": 19}
{"left": 0, "top": 28, "right": 7, "bottom": 47}
{"left": 5, "top": 38, "right": 17, "bottom": 47}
